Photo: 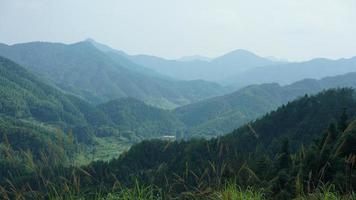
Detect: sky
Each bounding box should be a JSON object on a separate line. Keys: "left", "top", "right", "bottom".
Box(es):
{"left": 1, "top": 0, "right": 356, "bottom": 61}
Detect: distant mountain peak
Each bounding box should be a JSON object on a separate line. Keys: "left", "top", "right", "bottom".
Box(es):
{"left": 72, "top": 40, "right": 95, "bottom": 47}
{"left": 84, "top": 38, "right": 96, "bottom": 43}
{"left": 83, "top": 38, "right": 127, "bottom": 56}
{"left": 213, "top": 49, "right": 264, "bottom": 62}
{"left": 224, "top": 49, "right": 257, "bottom": 56}
{"left": 210, "top": 48, "right": 276, "bottom": 69}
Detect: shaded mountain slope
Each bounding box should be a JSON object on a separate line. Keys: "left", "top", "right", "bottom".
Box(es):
{"left": 98, "top": 98, "right": 184, "bottom": 139}
{"left": 0, "top": 56, "right": 184, "bottom": 159}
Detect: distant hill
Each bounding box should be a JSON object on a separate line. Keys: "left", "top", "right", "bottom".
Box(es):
{"left": 0, "top": 41, "right": 226, "bottom": 109}
{"left": 127, "top": 49, "right": 279, "bottom": 81}
{"left": 176, "top": 72, "right": 356, "bottom": 137}
{"left": 88, "top": 40, "right": 356, "bottom": 89}
{"left": 227, "top": 57, "right": 356, "bottom": 88}
{"left": 84, "top": 40, "right": 280, "bottom": 81}
{"left": 88, "top": 39, "right": 356, "bottom": 88}
{"left": 45, "top": 39, "right": 356, "bottom": 89}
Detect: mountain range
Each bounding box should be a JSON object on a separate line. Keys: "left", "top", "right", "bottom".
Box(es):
{"left": 87, "top": 39, "right": 356, "bottom": 89}
{"left": 0, "top": 41, "right": 226, "bottom": 109}
{"left": 1, "top": 39, "right": 356, "bottom": 141}
{"left": 227, "top": 57, "right": 356, "bottom": 88}
{"left": 99, "top": 40, "right": 281, "bottom": 82}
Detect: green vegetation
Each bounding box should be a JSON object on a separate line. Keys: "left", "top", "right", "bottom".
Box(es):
{"left": 0, "top": 88, "right": 355, "bottom": 199}
{"left": 98, "top": 98, "right": 184, "bottom": 139}
{"left": 0, "top": 56, "right": 185, "bottom": 165}
{"left": 176, "top": 72, "right": 356, "bottom": 138}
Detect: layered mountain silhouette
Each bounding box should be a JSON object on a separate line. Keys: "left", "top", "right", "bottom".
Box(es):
{"left": 0, "top": 41, "right": 226, "bottom": 109}
{"left": 86, "top": 39, "right": 356, "bottom": 88}
{"left": 120, "top": 48, "right": 279, "bottom": 81}
{"left": 226, "top": 57, "right": 356, "bottom": 88}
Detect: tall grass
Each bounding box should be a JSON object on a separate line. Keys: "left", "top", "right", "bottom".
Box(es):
{"left": 211, "top": 184, "right": 265, "bottom": 200}
{"left": 99, "top": 183, "right": 163, "bottom": 200}
{"left": 1, "top": 140, "right": 354, "bottom": 200}
{"left": 295, "top": 185, "right": 356, "bottom": 200}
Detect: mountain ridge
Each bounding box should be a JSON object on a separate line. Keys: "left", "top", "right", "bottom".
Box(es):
{"left": 83, "top": 39, "right": 281, "bottom": 81}
{"left": 227, "top": 56, "right": 356, "bottom": 88}
{"left": 0, "top": 41, "right": 226, "bottom": 109}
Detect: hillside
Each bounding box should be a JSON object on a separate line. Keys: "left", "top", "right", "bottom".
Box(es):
{"left": 0, "top": 56, "right": 97, "bottom": 135}
{"left": 0, "top": 56, "right": 185, "bottom": 162}
{"left": 0, "top": 41, "right": 226, "bottom": 109}
{"left": 0, "top": 56, "right": 102, "bottom": 166}
{"left": 98, "top": 98, "right": 184, "bottom": 140}
{"left": 176, "top": 72, "right": 356, "bottom": 137}
{"left": 87, "top": 88, "right": 356, "bottom": 197}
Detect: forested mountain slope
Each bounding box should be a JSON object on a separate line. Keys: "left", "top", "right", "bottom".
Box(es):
{"left": 0, "top": 41, "right": 226, "bottom": 109}
{"left": 112, "top": 88, "right": 356, "bottom": 174}
{"left": 0, "top": 56, "right": 184, "bottom": 162}
{"left": 98, "top": 98, "right": 184, "bottom": 139}
{"left": 0, "top": 56, "right": 98, "bottom": 140}
{"left": 176, "top": 72, "right": 356, "bottom": 137}
{"left": 85, "top": 88, "right": 356, "bottom": 198}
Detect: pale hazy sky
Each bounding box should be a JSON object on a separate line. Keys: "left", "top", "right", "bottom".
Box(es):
{"left": 1, "top": 0, "right": 356, "bottom": 61}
